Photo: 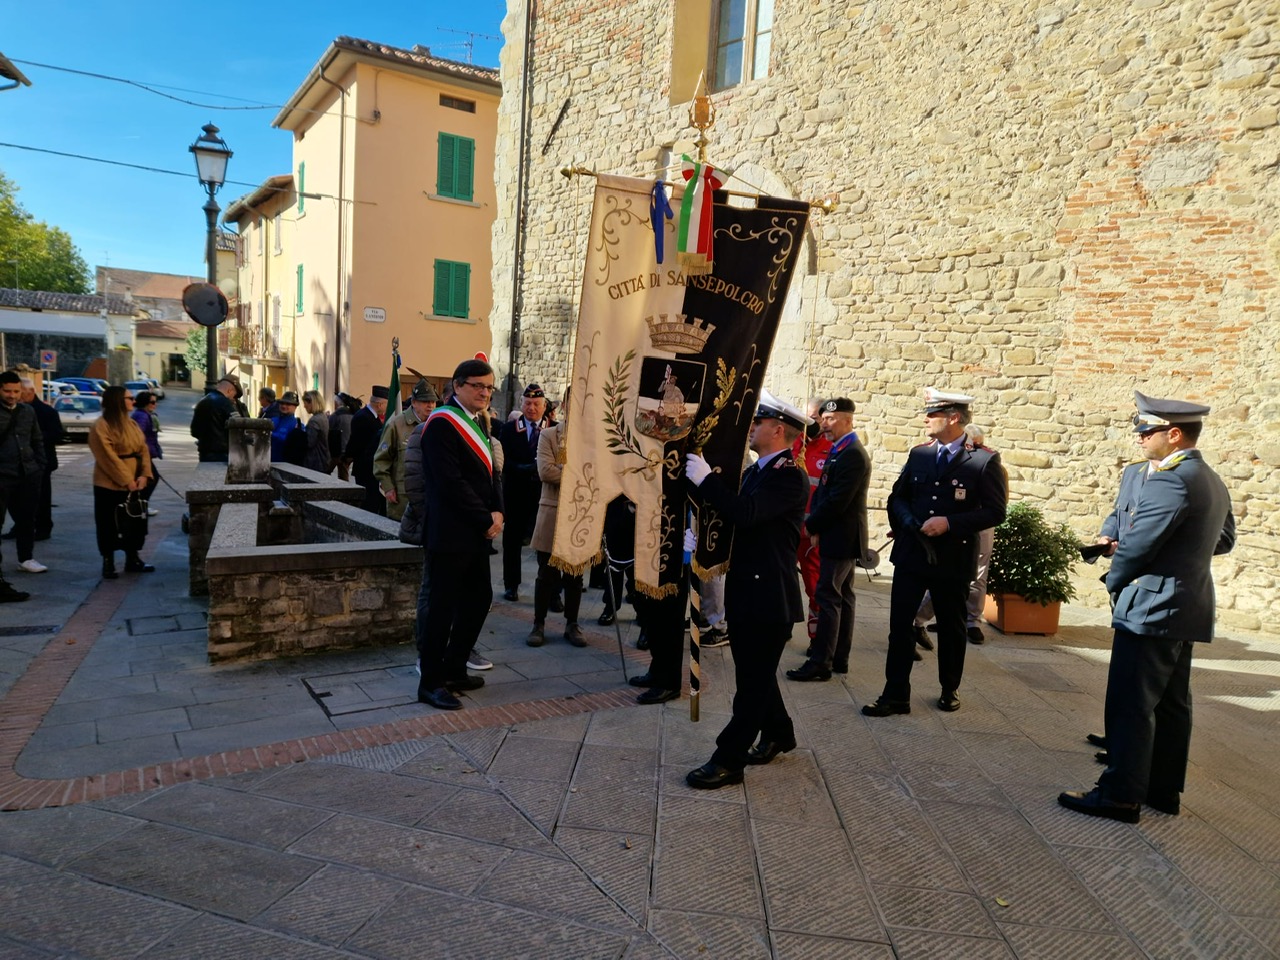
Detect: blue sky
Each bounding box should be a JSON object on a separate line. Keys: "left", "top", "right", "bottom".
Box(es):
{"left": 1, "top": 0, "right": 507, "bottom": 286}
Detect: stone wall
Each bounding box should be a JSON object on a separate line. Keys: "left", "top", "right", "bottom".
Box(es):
{"left": 492, "top": 0, "right": 1280, "bottom": 634}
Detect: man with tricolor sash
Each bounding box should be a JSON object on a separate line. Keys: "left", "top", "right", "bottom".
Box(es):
{"left": 416, "top": 358, "right": 504, "bottom": 711}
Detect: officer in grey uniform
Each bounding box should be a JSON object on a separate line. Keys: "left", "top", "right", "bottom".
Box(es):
{"left": 1059, "top": 391, "right": 1235, "bottom": 823}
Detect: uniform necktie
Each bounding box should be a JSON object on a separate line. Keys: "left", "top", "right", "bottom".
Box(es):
{"left": 937, "top": 447, "right": 951, "bottom": 470}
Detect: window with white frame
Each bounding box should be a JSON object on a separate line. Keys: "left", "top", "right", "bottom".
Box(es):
{"left": 273, "top": 214, "right": 282, "bottom": 255}
{"left": 711, "top": 0, "right": 773, "bottom": 91}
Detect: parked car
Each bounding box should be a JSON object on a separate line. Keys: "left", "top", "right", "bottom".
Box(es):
{"left": 41, "top": 380, "right": 80, "bottom": 402}
{"left": 53, "top": 395, "right": 102, "bottom": 440}
{"left": 61, "top": 377, "right": 106, "bottom": 396}
{"left": 146, "top": 378, "right": 165, "bottom": 400}
{"left": 125, "top": 379, "right": 155, "bottom": 398}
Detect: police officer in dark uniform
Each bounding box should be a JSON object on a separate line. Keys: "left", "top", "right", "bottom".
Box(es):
{"left": 682, "top": 390, "right": 812, "bottom": 789}
{"left": 1059, "top": 391, "right": 1234, "bottom": 823}
{"left": 864, "top": 388, "right": 1008, "bottom": 717}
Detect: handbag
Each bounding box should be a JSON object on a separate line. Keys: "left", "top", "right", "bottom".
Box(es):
{"left": 115, "top": 490, "right": 149, "bottom": 548}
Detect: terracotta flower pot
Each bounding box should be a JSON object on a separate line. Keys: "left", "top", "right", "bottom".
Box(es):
{"left": 983, "top": 593, "right": 1061, "bottom": 635}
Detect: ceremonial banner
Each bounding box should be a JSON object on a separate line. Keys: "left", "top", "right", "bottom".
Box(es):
{"left": 552, "top": 174, "right": 809, "bottom": 596}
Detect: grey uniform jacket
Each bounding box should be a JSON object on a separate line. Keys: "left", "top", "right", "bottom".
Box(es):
{"left": 1105, "top": 449, "right": 1234, "bottom": 643}
{"left": 1099, "top": 460, "right": 1148, "bottom": 544}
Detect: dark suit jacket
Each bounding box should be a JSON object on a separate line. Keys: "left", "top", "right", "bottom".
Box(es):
{"left": 498, "top": 415, "right": 546, "bottom": 520}
{"left": 1105, "top": 449, "right": 1234, "bottom": 643}
{"left": 423, "top": 399, "right": 504, "bottom": 553}
{"left": 804, "top": 433, "right": 871, "bottom": 560}
{"left": 692, "top": 450, "right": 809, "bottom": 624}
{"left": 1099, "top": 460, "right": 1148, "bottom": 543}
{"left": 887, "top": 440, "right": 1007, "bottom": 581}
{"left": 189, "top": 391, "right": 235, "bottom": 462}
{"left": 344, "top": 407, "right": 383, "bottom": 483}
{"left": 28, "top": 398, "right": 63, "bottom": 471}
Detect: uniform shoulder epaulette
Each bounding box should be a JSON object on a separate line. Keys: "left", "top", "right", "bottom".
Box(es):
{"left": 773, "top": 452, "right": 799, "bottom": 469}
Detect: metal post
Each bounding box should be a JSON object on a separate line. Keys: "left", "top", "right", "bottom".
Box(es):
{"left": 203, "top": 193, "right": 220, "bottom": 391}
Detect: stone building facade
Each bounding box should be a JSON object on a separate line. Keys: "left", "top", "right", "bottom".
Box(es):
{"left": 491, "top": 0, "right": 1280, "bottom": 634}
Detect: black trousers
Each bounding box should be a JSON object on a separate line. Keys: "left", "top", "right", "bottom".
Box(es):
{"left": 711, "top": 621, "right": 795, "bottom": 772}
{"left": 534, "top": 550, "right": 583, "bottom": 625}
{"left": 141, "top": 465, "right": 160, "bottom": 505}
{"left": 37, "top": 467, "right": 54, "bottom": 537}
{"left": 501, "top": 486, "right": 538, "bottom": 589}
{"left": 1097, "top": 628, "right": 1194, "bottom": 804}
{"left": 810, "top": 554, "right": 855, "bottom": 668}
{"left": 2, "top": 475, "right": 39, "bottom": 562}
{"left": 93, "top": 486, "right": 144, "bottom": 557}
{"left": 636, "top": 574, "right": 689, "bottom": 691}
{"left": 883, "top": 568, "right": 968, "bottom": 701}
{"left": 358, "top": 475, "right": 385, "bottom": 516}
{"left": 417, "top": 549, "right": 492, "bottom": 691}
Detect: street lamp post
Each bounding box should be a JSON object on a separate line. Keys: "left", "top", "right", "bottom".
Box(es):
{"left": 189, "top": 123, "right": 232, "bottom": 392}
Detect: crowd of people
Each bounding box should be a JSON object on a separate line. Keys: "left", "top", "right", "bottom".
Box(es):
{"left": 2, "top": 360, "right": 1236, "bottom": 822}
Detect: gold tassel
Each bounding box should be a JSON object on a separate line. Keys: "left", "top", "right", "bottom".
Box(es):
{"left": 549, "top": 548, "right": 603, "bottom": 578}
{"left": 633, "top": 579, "right": 682, "bottom": 600}
{"left": 677, "top": 251, "right": 714, "bottom": 276}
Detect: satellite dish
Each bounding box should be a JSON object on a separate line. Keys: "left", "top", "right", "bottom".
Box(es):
{"left": 182, "top": 283, "right": 229, "bottom": 327}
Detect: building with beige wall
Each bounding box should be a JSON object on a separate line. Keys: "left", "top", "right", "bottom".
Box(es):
{"left": 223, "top": 175, "right": 296, "bottom": 401}
{"left": 493, "top": 0, "right": 1280, "bottom": 633}
{"left": 268, "top": 36, "right": 500, "bottom": 403}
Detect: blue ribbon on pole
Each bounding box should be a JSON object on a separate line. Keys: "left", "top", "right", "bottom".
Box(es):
{"left": 650, "top": 180, "right": 673, "bottom": 264}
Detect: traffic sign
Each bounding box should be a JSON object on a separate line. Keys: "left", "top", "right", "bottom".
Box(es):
{"left": 40, "top": 350, "right": 57, "bottom": 370}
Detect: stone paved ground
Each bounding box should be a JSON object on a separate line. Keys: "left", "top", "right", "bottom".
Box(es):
{"left": 1, "top": 389, "right": 1278, "bottom": 958}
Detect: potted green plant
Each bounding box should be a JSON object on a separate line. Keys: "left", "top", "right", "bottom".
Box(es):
{"left": 983, "top": 502, "right": 1080, "bottom": 634}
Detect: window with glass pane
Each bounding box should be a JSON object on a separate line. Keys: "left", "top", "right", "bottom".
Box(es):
{"left": 712, "top": 0, "right": 772, "bottom": 90}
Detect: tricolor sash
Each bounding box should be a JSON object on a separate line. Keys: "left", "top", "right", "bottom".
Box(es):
{"left": 430, "top": 402, "right": 493, "bottom": 473}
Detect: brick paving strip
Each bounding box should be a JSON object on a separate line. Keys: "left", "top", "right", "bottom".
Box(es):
{"left": 0, "top": 514, "right": 640, "bottom": 811}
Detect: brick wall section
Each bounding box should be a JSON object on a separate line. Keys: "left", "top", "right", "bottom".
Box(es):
{"left": 492, "top": 0, "right": 1280, "bottom": 634}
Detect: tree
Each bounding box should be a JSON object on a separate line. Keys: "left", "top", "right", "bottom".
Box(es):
{"left": 0, "top": 171, "right": 92, "bottom": 294}
{"left": 184, "top": 328, "right": 208, "bottom": 375}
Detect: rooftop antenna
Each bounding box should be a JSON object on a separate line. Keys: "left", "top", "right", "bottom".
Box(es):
{"left": 436, "top": 27, "right": 501, "bottom": 64}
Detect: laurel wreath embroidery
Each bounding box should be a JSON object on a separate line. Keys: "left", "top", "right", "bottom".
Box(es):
{"left": 689, "top": 357, "right": 735, "bottom": 452}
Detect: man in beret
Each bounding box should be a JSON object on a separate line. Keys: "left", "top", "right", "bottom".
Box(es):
{"left": 864, "top": 388, "right": 1007, "bottom": 717}
{"left": 787, "top": 397, "right": 871, "bottom": 682}
{"left": 682, "top": 390, "right": 811, "bottom": 789}
{"left": 1059, "top": 391, "right": 1234, "bottom": 823}
{"left": 374, "top": 378, "right": 439, "bottom": 521}
{"left": 498, "top": 383, "right": 552, "bottom": 602}
{"left": 345, "top": 385, "right": 390, "bottom": 515}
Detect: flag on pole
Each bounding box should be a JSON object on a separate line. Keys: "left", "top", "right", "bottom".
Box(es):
{"left": 389, "top": 337, "right": 402, "bottom": 416}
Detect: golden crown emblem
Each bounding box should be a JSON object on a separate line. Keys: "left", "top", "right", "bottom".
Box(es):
{"left": 645, "top": 314, "right": 716, "bottom": 353}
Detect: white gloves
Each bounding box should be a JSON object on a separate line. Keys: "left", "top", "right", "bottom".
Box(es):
{"left": 685, "top": 453, "right": 712, "bottom": 487}
{"left": 683, "top": 526, "right": 697, "bottom": 553}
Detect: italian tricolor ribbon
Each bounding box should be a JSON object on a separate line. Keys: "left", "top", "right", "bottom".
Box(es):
{"left": 430, "top": 401, "right": 493, "bottom": 473}
{"left": 678, "top": 155, "right": 729, "bottom": 276}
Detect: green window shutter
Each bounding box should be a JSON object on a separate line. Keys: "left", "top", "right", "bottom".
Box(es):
{"left": 452, "top": 262, "right": 470, "bottom": 317}
{"left": 296, "top": 264, "right": 304, "bottom": 313}
{"left": 297, "top": 162, "right": 305, "bottom": 214}
{"left": 437, "top": 134, "right": 455, "bottom": 198}
{"left": 457, "top": 138, "right": 474, "bottom": 201}
{"left": 433, "top": 260, "right": 452, "bottom": 316}
{"left": 437, "top": 134, "right": 476, "bottom": 200}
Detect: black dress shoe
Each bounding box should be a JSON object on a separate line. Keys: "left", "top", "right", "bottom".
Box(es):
{"left": 598, "top": 610, "right": 616, "bottom": 626}
{"left": 1146, "top": 793, "right": 1180, "bottom": 816}
{"left": 967, "top": 626, "right": 985, "bottom": 645}
{"left": 124, "top": 558, "right": 156, "bottom": 573}
{"left": 628, "top": 672, "right": 660, "bottom": 688}
{"left": 445, "top": 675, "right": 485, "bottom": 691}
{"left": 862, "top": 698, "right": 911, "bottom": 717}
{"left": 938, "top": 691, "right": 961, "bottom": 712}
{"left": 502, "top": 587, "right": 519, "bottom": 602}
{"left": 102, "top": 557, "right": 118, "bottom": 580}
{"left": 913, "top": 625, "right": 934, "bottom": 650}
{"left": 418, "top": 687, "right": 463, "bottom": 710}
{"left": 1095, "top": 752, "right": 1109, "bottom": 765}
{"left": 1057, "top": 787, "right": 1140, "bottom": 823}
{"left": 785, "top": 661, "right": 832, "bottom": 682}
{"left": 700, "top": 627, "right": 730, "bottom": 647}
{"left": 527, "top": 625, "right": 546, "bottom": 647}
{"left": 745, "top": 738, "right": 796, "bottom": 765}
{"left": 832, "top": 661, "right": 849, "bottom": 675}
{"left": 635, "top": 631, "right": 649, "bottom": 650}
{"left": 1086, "top": 733, "right": 1108, "bottom": 748}
{"left": 637, "top": 687, "right": 678, "bottom": 705}
{"left": 686, "top": 762, "right": 744, "bottom": 789}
